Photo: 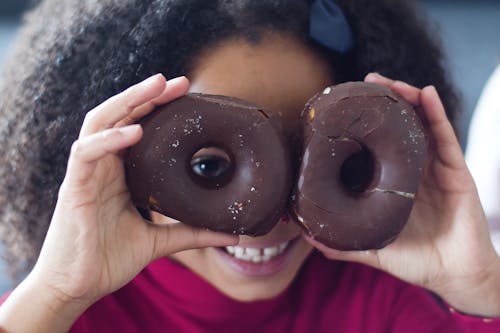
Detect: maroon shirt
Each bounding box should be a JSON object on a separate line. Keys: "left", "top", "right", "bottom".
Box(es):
{"left": 2, "top": 251, "right": 499, "bottom": 332}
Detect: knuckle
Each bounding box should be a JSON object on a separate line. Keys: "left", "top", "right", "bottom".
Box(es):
{"left": 70, "top": 140, "right": 83, "bottom": 155}
{"left": 83, "top": 109, "right": 98, "bottom": 123}
{"left": 122, "top": 84, "right": 136, "bottom": 95}
{"left": 116, "top": 87, "right": 135, "bottom": 108}
{"left": 57, "top": 180, "right": 70, "bottom": 198}
{"left": 100, "top": 127, "right": 115, "bottom": 139}
{"left": 154, "top": 228, "right": 173, "bottom": 259}
{"left": 192, "top": 227, "right": 204, "bottom": 245}
{"left": 106, "top": 93, "right": 122, "bottom": 106}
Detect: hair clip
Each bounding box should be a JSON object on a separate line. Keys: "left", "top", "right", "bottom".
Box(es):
{"left": 309, "top": 0, "right": 354, "bottom": 54}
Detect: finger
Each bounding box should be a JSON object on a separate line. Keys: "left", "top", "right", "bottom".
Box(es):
{"left": 389, "top": 82, "right": 427, "bottom": 127}
{"left": 302, "top": 233, "right": 380, "bottom": 268}
{"left": 364, "top": 72, "right": 395, "bottom": 86}
{"left": 150, "top": 222, "right": 239, "bottom": 260}
{"left": 420, "top": 86, "right": 465, "bottom": 168}
{"left": 366, "top": 73, "right": 422, "bottom": 106}
{"left": 79, "top": 74, "right": 166, "bottom": 138}
{"left": 114, "top": 76, "right": 190, "bottom": 128}
{"left": 66, "top": 125, "right": 143, "bottom": 185}
{"left": 390, "top": 81, "right": 421, "bottom": 106}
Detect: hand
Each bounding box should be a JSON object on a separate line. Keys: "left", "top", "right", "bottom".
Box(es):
{"left": 0, "top": 74, "right": 239, "bottom": 332}
{"left": 37, "top": 74, "right": 238, "bottom": 303}
{"left": 304, "top": 73, "right": 500, "bottom": 317}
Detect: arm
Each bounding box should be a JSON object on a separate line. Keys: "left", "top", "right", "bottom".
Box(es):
{"left": 305, "top": 73, "right": 500, "bottom": 324}
{"left": 0, "top": 74, "right": 238, "bottom": 333}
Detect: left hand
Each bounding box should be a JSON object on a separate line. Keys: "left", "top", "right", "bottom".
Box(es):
{"left": 304, "top": 73, "right": 500, "bottom": 317}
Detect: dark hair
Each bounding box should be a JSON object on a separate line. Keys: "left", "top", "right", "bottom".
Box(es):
{"left": 0, "top": 0, "right": 460, "bottom": 280}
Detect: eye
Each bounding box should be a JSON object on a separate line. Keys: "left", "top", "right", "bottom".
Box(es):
{"left": 191, "top": 156, "right": 230, "bottom": 178}
{"left": 190, "top": 147, "right": 232, "bottom": 181}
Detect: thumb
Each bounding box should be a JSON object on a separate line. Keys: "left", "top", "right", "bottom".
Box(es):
{"left": 303, "top": 233, "right": 381, "bottom": 269}
{"left": 148, "top": 222, "right": 239, "bottom": 260}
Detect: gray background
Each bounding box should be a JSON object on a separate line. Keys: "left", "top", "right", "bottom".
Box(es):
{"left": 0, "top": 0, "right": 499, "bottom": 293}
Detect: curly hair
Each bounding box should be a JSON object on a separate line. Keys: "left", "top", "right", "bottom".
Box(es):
{"left": 0, "top": 0, "right": 460, "bottom": 280}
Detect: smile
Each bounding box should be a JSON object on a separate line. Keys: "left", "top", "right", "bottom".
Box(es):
{"left": 224, "top": 240, "right": 290, "bottom": 263}
{"left": 215, "top": 236, "right": 302, "bottom": 277}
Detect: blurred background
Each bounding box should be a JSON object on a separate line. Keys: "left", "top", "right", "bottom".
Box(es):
{"left": 0, "top": 0, "right": 499, "bottom": 293}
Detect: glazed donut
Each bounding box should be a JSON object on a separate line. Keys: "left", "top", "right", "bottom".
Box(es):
{"left": 293, "top": 82, "right": 427, "bottom": 250}
{"left": 125, "top": 93, "right": 292, "bottom": 236}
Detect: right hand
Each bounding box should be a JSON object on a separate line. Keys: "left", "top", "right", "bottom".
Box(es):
{"left": 30, "top": 74, "right": 239, "bottom": 308}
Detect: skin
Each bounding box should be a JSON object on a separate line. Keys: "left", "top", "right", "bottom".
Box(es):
{"left": 0, "top": 33, "right": 499, "bottom": 332}
{"left": 155, "top": 34, "right": 332, "bottom": 301}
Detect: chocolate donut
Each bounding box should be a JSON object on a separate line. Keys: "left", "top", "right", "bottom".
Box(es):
{"left": 126, "top": 93, "right": 292, "bottom": 236}
{"left": 293, "top": 82, "right": 427, "bottom": 250}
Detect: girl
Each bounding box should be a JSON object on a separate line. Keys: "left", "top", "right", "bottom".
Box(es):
{"left": 0, "top": 0, "right": 499, "bottom": 331}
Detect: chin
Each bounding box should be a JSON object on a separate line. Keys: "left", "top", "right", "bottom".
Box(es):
{"left": 172, "top": 235, "right": 313, "bottom": 302}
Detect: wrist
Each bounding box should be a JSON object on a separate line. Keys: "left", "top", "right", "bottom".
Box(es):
{"left": 433, "top": 257, "right": 500, "bottom": 318}
{"left": 0, "top": 272, "right": 91, "bottom": 333}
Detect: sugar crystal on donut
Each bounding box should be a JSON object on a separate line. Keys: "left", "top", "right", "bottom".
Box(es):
{"left": 293, "top": 82, "right": 427, "bottom": 250}
{"left": 126, "top": 93, "right": 292, "bottom": 236}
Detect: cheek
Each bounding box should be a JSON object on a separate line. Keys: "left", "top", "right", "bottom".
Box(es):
{"left": 295, "top": 237, "right": 314, "bottom": 260}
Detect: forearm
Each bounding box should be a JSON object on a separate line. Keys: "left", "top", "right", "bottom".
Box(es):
{"left": 0, "top": 273, "right": 89, "bottom": 333}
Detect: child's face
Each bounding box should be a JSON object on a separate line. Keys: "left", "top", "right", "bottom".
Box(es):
{"left": 153, "top": 32, "right": 333, "bottom": 301}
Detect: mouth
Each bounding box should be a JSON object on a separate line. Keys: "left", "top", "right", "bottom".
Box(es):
{"left": 215, "top": 236, "right": 301, "bottom": 277}
{"left": 224, "top": 240, "right": 291, "bottom": 263}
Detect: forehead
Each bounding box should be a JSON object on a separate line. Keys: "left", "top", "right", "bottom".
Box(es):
{"left": 187, "top": 33, "right": 333, "bottom": 121}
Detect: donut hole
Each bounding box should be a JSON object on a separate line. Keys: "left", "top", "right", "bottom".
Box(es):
{"left": 189, "top": 147, "right": 234, "bottom": 189}
{"left": 340, "top": 147, "right": 375, "bottom": 195}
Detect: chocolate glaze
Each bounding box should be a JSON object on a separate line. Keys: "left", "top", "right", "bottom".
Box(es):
{"left": 293, "top": 82, "right": 427, "bottom": 250}
{"left": 126, "top": 93, "right": 292, "bottom": 236}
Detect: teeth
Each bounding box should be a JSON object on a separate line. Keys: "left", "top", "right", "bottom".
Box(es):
{"left": 263, "top": 246, "right": 278, "bottom": 256}
{"left": 225, "top": 240, "right": 292, "bottom": 263}
{"left": 235, "top": 246, "right": 244, "bottom": 257}
{"left": 279, "top": 242, "right": 289, "bottom": 252}
{"left": 251, "top": 256, "right": 262, "bottom": 263}
{"left": 246, "top": 248, "right": 260, "bottom": 256}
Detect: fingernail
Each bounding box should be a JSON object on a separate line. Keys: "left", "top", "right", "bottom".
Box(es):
{"left": 423, "top": 85, "right": 437, "bottom": 94}
{"left": 365, "top": 72, "right": 383, "bottom": 82}
{"left": 141, "top": 73, "right": 164, "bottom": 87}
{"left": 167, "top": 76, "right": 188, "bottom": 86}
{"left": 119, "top": 124, "right": 141, "bottom": 135}
{"left": 365, "top": 73, "right": 377, "bottom": 80}
{"left": 393, "top": 80, "right": 411, "bottom": 88}
{"left": 302, "top": 232, "right": 315, "bottom": 241}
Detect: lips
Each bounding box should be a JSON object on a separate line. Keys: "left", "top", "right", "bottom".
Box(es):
{"left": 215, "top": 236, "right": 300, "bottom": 277}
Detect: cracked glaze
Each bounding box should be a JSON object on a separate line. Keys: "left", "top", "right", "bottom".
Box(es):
{"left": 293, "top": 82, "right": 427, "bottom": 250}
